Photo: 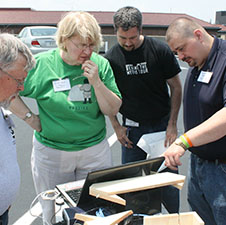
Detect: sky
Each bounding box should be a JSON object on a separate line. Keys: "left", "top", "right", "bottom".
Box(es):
{"left": 0, "top": 0, "right": 225, "bottom": 24}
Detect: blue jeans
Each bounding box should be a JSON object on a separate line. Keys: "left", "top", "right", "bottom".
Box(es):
{"left": 121, "top": 115, "right": 179, "bottom": 213}
{"left": 188, "top": 154, "right": 226, "bottom": 225}
{"left": 0, "top": 209, "right": 8, "bottom": 225}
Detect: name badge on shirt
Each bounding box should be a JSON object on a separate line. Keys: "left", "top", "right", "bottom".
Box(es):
{"left": 125, "top": 118, "right": 139, "bottom": 127}
{"left": 197, "top": 71, "right": 213, "bottom": 84}
{"left": 53, "top": 78, "right": 71, "bottom": 92}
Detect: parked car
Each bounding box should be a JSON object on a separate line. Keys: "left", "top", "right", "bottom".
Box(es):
{"left": 18, "top": 26, "right": 57, "bottom": 54}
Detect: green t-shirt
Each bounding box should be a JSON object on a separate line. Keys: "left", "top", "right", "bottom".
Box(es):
{"left": 20, "top": 49, "right": 121, "bottom": 151}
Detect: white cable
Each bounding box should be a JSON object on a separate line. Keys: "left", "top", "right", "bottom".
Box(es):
{"left": 29, "top": 189, "right": 60, "bottom": 225}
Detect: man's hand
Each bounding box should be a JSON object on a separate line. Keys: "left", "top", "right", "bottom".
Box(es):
{"left": 165, "top": 123, "right": 177, "bottom": 147}
{"left": 163, "top": 143, "right": 185, "bottom": 170}
{"left": 114, "top": 125, "right": 133, "bottom": 148}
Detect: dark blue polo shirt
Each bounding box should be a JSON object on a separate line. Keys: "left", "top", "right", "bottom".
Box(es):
{"left": 183, "top": 37, "right": 226, "bottom": 160}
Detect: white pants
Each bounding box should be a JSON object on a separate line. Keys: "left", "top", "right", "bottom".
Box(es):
{"left": 31, "top": 136, "right": 112, "bottom": 225}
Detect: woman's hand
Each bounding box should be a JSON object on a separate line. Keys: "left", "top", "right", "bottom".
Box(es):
{"left": 82, "top": 60, "right": 101, "bottom": 87}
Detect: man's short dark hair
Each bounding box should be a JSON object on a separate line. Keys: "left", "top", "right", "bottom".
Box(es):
{"left": 113, "top": 6, "right": 142, "bottom": 31}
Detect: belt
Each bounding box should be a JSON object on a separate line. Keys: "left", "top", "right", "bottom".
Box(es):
{"left": 217, "top": 159, "right": 226, "bottom": 164}
{"left": 209, "top": 159, "right": 226, "bottom": 164}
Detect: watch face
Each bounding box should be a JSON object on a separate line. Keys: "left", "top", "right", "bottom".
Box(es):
{"left": 26, "top": 112, "right": 32, "bottom": 118}
{"left": 23, "top": 112, "right": 32, "bottom": 120}
{"left": 175, "top": 138, "right": 181, "bottom": 144}
{"left": 175, "top": 138, "right": 187, "bottom": 150}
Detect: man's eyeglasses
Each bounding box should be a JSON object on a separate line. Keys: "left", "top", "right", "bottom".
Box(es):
{"left": 0, "top": 68, "right": 24, "bottom": 88}
{"left": 69, "top": 39, "right": 95, "bottom": 51}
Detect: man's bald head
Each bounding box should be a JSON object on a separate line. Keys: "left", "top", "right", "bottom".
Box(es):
{"left": 166, "top": 17, "right": 205, "bottom": 43}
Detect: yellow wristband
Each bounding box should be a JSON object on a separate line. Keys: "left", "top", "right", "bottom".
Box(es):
{"left": 179, "top": 135, "right": 190, "bottom": 148}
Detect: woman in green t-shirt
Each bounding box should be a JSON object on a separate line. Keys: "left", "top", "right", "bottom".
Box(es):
{"left": 9, "top": 11, "right": 121, "bottom": 225}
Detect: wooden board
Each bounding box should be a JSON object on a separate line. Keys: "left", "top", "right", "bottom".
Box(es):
{"left": 144, "top": 212, "right": 204, "bottom": 225}
{"left": 89, "top": 172, "right": 185, "bottom": 205}
{"left": 90, "top": 172, "right": 185, "bottom": 195}
{"left": 74, "top": 210, "right": 133, "bottom": 225}
{"left": 144, "top": 213, "right": 179, "bottom": 225}
{"left": 179, "top": 212, "right": 205, "bottom": 225}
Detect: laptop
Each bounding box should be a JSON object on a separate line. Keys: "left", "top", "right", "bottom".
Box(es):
{"left": 56, "top": 156, "right": 164, "bottom": 211}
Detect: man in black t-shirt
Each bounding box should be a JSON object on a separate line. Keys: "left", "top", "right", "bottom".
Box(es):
{"left": 105, "top": 6, "right": 182, "bottom": 213}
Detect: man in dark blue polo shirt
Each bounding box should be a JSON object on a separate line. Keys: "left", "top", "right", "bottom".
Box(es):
{"left": 164, "top": 17, "right": 226, "bottom": 225}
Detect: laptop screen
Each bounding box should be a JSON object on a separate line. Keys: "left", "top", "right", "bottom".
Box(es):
{"left": 56, "top": 156, "right": 164, "bottom": 214}
{"left": 77, "top": 156, "right": 164, "bottom": 209}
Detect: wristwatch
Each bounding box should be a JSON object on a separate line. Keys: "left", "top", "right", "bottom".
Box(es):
{"left": 23, "top": 112, "right": 32, "bottom": 121}
{"left": 174, "top": 138, "right": 188, "bottom": 151}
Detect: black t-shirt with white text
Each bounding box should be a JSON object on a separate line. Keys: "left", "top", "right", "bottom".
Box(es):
{"left": 105, "top": 36, "right": 181, "bottom": 123}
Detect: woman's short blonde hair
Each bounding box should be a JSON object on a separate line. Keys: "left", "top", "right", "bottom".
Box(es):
{"left": 56, "top": 11, "right": 103, "bottom": 52}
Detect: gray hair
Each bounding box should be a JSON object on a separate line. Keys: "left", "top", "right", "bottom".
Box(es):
{"left": 0, "top": 33, "right": 35, "bottom": 71}
{"left": 113, "top": 6, "right": 142, "bottom": 31}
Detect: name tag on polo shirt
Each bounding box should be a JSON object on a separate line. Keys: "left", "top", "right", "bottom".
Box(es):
{"left": 53, "top": 78, "right": 71, "bottom": 92}
{"left": 125, "top": 118, "right": 139, "bottom": 127}
{"left": 197, "top": 71, "right": 213, "bottom": 84}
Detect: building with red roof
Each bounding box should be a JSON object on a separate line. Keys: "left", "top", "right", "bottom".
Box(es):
{"left": 0, "top": 8, "right": 225, "bottom": 51}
